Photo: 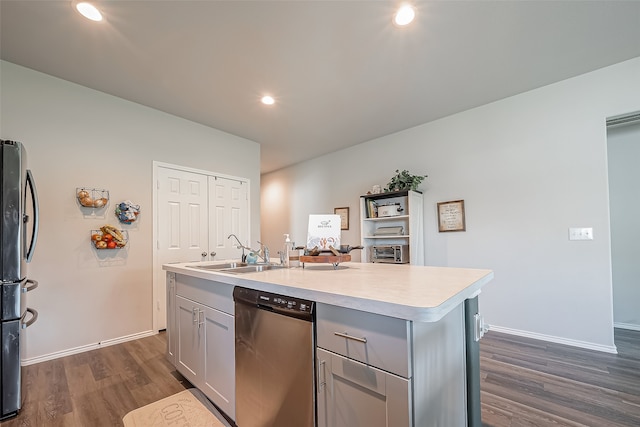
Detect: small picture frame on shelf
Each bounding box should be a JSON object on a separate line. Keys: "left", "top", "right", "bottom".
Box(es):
{"left": 334, "top": 207, "right": 349, "bottom": 230}
{"left": 437, "top": 200, "right": 466, "bottom": 232}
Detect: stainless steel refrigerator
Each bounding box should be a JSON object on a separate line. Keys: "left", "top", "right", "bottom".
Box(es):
{"left": 0, "top": 140, "right": 39, "bottom": 420}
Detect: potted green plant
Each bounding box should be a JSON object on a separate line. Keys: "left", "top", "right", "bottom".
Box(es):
{"left": 384, "top": 169, "right": 427, "bottom": 192}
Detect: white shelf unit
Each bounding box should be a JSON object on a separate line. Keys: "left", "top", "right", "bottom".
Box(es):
{"left": 360, "top": 190, "right": 424, "bottom": 265}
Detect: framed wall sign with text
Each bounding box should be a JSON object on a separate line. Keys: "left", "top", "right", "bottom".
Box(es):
{"left": 437, "top": 200, "right": 466, "bottom": 232}
{"left": 334, "top": 207, "right": 349, "bottom": 230}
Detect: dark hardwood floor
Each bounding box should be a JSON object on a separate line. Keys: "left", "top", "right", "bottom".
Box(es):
{"left": 0, "top": 333, "right": 189, "bottom": 427}
{"left": 1, "top": 328, "right": 638, "bottom": 426}
{"left": 480, "top": 328, "right": 640, "bottom": 427}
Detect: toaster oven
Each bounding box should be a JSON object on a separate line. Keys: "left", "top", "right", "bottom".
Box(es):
{"left": 371, "top": 245, "right": 409, "bottom": 264}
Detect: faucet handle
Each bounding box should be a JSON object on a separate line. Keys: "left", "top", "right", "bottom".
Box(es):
{"left": 257, "top": 241, "right": 270, "bottom": 262}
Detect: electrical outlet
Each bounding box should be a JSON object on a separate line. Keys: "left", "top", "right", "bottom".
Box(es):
{"left": 569, "top": 227, "right": 593, "bottom": 241}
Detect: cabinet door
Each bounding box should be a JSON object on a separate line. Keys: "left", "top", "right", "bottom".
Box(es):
{"left": 175, "top": 295, "right": 202, "bottom": 385}
{"left": 317, "top": 349, "right": 331, "bottom": 427}
{"left": 317, "top": 348, "right": 411, "bottom": 427}
{"left": 166, "top": 272, "right": 176, "bottom": 364}
{"left": 201, "top": 305, "right": 236, "bottom": 421}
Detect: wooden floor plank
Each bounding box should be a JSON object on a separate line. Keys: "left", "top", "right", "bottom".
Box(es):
{"left": 481, "top": 328, "right": 640, "bottom": 427}
{"left": 2, "top": 329, "right": 639, "bottom": 427}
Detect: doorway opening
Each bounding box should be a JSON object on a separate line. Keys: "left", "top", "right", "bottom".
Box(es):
{"left": 606, "top": 111, "right": 640, "bottom": 332}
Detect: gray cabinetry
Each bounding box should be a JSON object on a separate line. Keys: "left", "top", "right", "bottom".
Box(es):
{"left": 166, "top": 272, "right": 176, "bottom": 364}
{"left": 173, "top": 274, "right": 236, "bottom": 421}
{"left": 317, "top": 302, "right": 468, "bottom": 427}
{"left": 316, "top": 302, "right": 411, "bottom": 377}
{"left": 175, "top": 294, "right": 201, "bottom": 380}
{"left": 317, "top": 348, "right": 411, "bottom": 427}
{"left": 316, "top": 303, "right": 412, "bottom": 427}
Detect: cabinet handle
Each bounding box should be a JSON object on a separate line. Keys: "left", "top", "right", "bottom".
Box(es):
{"left": 317, "top": 360, "right": 326, "bottom": 391}
{"left": 334, "top": 331, "right": 367, "bottom": 344}
{"left": 201, "top": 252, "right": 207, "bottom": 257}
{"left": 23, "top": 279, "right": 39, "bottom": 293}
{"left": 22, "top": 308, "right": 38, "bottom": 329}
{"left": 474, "top": 313, "right": 486, "bottom": 342}
{"left": 192, "top": 307, "right": 199, "bottom": 325}
{"left": 198, "top": 309, "right": 205, "bottom": 329}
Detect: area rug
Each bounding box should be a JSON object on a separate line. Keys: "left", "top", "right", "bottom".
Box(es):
{"left": 123, "top": 388, "right": 231, "bottom": 427}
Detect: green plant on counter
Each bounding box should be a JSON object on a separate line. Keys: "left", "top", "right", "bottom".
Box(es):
{"left": 384, "top": 169, "right": 427, "bottom": 192}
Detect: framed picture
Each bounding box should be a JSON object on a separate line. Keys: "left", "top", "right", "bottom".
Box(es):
{"left": 334, "top": 207, "right": 349, "bottom": 230}
{"left": 437, "top": 200, "right": 466, "bottom": 232}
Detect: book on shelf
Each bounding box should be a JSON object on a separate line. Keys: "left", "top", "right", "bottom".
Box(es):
{"left": 367, "top": 199, "right": 377, "bottom": 218}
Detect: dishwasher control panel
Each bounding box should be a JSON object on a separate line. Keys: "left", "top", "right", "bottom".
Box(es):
{"left": 234, "top": 286, "right": 315, "bottom": 320}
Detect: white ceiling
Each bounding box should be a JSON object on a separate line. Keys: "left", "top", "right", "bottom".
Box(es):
{"left": 2, "top": 1, "right": 640, "bottom": 173}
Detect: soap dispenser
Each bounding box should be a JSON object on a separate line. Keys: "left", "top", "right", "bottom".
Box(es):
{"left": 283, "top": 234, "right": 292, "bottom": 267}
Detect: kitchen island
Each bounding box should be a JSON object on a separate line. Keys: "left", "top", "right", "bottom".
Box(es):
{"left": 163, "top": 261, "right": 493, "bottom": 427}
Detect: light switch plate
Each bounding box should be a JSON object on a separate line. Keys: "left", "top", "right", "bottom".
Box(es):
{"left": 569, "top": 227, "right": 593, "bottom": 241}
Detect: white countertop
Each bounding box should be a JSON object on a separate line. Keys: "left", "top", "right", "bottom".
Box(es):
{"left": 163, "top": 261, "right": 493, "bottom": 322}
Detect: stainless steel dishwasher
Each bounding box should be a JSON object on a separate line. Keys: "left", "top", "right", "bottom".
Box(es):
{"left": 234, "top": 286, "right": 316, "bottom": 427}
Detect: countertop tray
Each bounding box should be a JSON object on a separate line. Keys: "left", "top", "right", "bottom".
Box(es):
{"left": 300, "top": 254, "right": 351, "bottom": 269}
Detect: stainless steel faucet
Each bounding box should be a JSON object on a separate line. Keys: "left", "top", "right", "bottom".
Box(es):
{"left": 257, "top": 241, "right": 270, "bottom": 264}
{"left": 228, "top": 234, "right": 247, "bottom": 262}
{"left": 227, "top": 234, "right": 270, "bottom": 264}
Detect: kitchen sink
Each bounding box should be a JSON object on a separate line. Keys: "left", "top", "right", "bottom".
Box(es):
{"left": 222, "top": 264, "right": 285, "bottom": 274}
{"left": 187, "top": 262, "right": 284, "bottom": 274}
{"left": 187, "top": 262, "right": 248, "bottom": 270}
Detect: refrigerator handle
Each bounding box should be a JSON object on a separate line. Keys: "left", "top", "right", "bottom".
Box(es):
{"left": 25, "top": 169, "right": 39, "bottom": 262}
{"left": 22, "top": 308, "right": 38, "bottom": 329}
{"left": 22, "top": 279, "right": 39, "bottom": 293}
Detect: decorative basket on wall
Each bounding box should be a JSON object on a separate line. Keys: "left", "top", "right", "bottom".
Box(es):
{"left": 90, "top": 225, "right": 128, "bottom": 249}
{"left": 77, "top": 187, "right": 109, "bottom": 208}
{"left": 115, "top": 200, "right": 140, "bottom": 224}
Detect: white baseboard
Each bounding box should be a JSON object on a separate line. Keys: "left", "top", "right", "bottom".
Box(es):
{"left": 21, "top": 330, "right": 157, "bottom": 366}
{"left": 614, "top": 322, "right": 640, "bottom": 331}
{"left": 487, "top": 325, "right": 618, "bottom": 354}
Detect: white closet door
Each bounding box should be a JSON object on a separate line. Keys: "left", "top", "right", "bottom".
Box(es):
{"left": 157, "top": 167, "right": 208, "bottom": 329}
{"left": 208, "top": 176, "right": 249, "bottom": 261}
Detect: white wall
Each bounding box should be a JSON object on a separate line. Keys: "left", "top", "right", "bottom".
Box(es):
{"left": 1, "top": 61, "right": 261, "bottom": 361}
{"left": 608, "top": 121, "right": 640, "bottom": 330}
{"left": 262, "top": 56, "right": 640, "bottom": 351}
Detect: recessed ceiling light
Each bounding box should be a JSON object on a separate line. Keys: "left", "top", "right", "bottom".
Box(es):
{"left": 75, "top": 1, "right": 103, "bottom": 22}
{"left": 261, "top": 95, "right": 275, "bottom": 106}
{"left": 394, "top": 4, "right": 415, "bottom": 27}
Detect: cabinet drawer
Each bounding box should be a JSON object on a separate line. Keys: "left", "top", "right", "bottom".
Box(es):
{"left": 316, "top": 303, "right": 411, "bottom": 377}
{"left": 175, "top": 274, "right": 234, "bottom": 314}
{"left": 317, "top": 348, "right": 411, "bottom": 427}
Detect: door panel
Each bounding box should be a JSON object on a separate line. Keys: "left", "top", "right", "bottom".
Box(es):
{"left": 317, "top": 349, "right": 331, "bottom": 427}
{"left": 175, "top": 296, "right": 200, "bottom": 385}
{"left": 235, "top": 304, "right": 314, "bottom": 427}
{"left": 157, "top": 167, "right": 208, "bottom": 330}
{"left": 154, "top": 164, "right": 250, "bottom": 332}
{"left": 158, "top": 168, "right": 208, "bottom": 263}
{"left": 202, "top": 305, "right": 236, "bottom": 420}
{"left": 317, "top": 348, "right": 410, "bottom": 427}
{"left": 209, "top": 176, "right": 248, "bottom": 261}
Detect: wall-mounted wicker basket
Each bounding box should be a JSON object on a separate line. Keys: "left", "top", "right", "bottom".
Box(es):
{"left": 90, "top": 227, "right": 128, "bottom": 249}
{"left": 77, "top": 187, "right": 109, "bottom": 208}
